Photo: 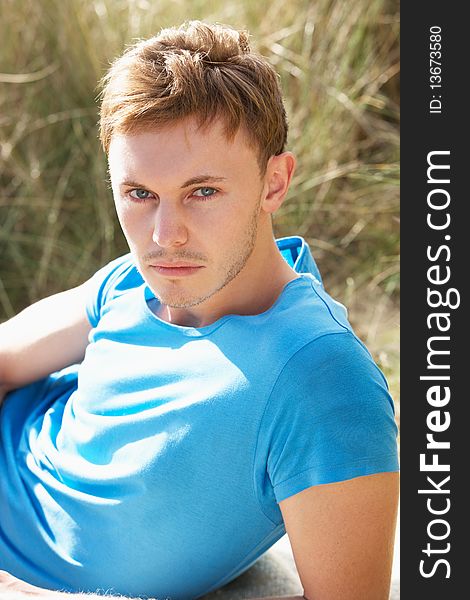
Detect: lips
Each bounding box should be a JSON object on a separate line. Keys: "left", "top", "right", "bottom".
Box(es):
{"left": 154, "top": 262, "right": 202, "bottom": 268}
{"left": 149, "top": 263, "right": 204, "bottom": 277}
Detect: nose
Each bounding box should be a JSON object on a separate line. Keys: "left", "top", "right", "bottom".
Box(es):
{"left": 152, "top": 201, "right": 188, "bottom": 248}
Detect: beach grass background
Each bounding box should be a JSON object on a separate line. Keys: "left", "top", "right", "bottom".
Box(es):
{"left": 0, "top": 0, "right": 399, "bottom": 411}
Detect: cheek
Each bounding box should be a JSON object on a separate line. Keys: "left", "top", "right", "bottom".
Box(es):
{"left": 197, "top": 201, "right": 242, "bottom": 232}
{"left": 212, "top": 203, "right": 256, "bottom": 239}
{"left": 115, "top": 204, "right": 153, "bottom": 244}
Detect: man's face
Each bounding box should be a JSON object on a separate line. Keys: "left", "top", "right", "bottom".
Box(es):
{"left": 108, "top": 117, "right": 269, "bottom": 313}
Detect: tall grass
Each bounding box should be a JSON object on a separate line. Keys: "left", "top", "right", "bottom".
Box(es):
{"left": 0, "top": 0, "right": 399, "bottom": 400}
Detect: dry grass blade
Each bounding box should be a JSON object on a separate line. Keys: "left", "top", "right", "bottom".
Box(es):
{"left": 0, "top": 62, "right": 59, "bottom": 83}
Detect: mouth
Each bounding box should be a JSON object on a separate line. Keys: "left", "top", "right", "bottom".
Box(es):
{"left": 149, "top": 263, "right": 205, "bottom": 277}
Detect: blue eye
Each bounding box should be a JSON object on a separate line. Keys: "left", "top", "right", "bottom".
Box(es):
{"left": 193, "top": 187, "right": 217, "bottom": 198}
{"left": 129, "top": 189, "right": 153, "bottom": 201}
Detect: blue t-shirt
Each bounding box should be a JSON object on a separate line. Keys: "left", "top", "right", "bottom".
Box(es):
{"left": 0, "top": 237, "right": 398, "bottom": 599}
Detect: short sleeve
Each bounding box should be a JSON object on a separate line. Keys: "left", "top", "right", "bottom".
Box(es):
{"left": 85, "top": 254, "right": 143, "bottom": 328}
{"left": 256, "top": 331, "right": 399, "bottom": 507}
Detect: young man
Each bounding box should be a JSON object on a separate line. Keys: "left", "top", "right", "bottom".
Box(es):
{"left": 0, "top": 21, "right": 399, "bottom": 600}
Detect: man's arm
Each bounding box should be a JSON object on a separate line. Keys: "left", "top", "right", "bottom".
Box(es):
{"left": 0, "top": 282, "right": 93, "bottom": 399}
{"left": 279, "top": 472, "right": 399, "bottom": 600}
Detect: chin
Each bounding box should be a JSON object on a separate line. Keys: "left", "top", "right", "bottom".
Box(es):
{"left": 148, "top": 267, "right": 234, "bottom": 310}
{"left": 151, "top": 284, "right": 208, "bottom": 309}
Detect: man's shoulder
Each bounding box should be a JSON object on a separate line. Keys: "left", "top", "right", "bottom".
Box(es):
{"left": 271, "top": 279, "right": 389, "bottom": 393}
{"left": 86, "top": 253, "right": 144, "bottom": 327}
{"left": 275, "top": 236, "right": 352, "bottom": 343}
{"left": 270, "top": 274, "right": 353, "bottom": 346}
{"left": 244, "top": 274, "right": 370, "bottom": 388}
{"left": 98, "top": 253, "right": 143, "bottom": 295}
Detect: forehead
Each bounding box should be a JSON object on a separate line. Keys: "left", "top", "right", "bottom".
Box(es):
{"left": 108, "top": 117, "right": 260, "bottom": 183}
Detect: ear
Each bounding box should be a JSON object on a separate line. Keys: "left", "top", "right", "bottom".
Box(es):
{"left": 261, "top": 152, "right": 296, "bottom": 214}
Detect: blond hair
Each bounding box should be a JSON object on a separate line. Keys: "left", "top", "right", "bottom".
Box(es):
{"left": 99, "top": 21, "right": 288, "bottom": 171}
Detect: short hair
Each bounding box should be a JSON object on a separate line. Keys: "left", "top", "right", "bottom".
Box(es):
{"left": 99, "top": 21, "right": 288, "bottom": 172}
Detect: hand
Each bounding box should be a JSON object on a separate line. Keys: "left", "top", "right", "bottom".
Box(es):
{"left": 0, "top": 570, "right": 61, "bottom": 598}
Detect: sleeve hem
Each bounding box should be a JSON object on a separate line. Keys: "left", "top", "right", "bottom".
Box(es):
{"left": 251, "top": 331, "right": 355, "bottom": 525}
{"left": 273, "top": 454, "right": 400, "bottom": 503}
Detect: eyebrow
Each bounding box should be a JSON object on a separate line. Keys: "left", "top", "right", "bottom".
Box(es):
{"left": 119, "top": 175, "right": 227, "bottom": 189}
